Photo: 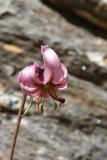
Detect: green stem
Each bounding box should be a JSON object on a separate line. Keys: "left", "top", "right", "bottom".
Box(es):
{"left": 9, "top": 93, "right": 27, "bottom": 160}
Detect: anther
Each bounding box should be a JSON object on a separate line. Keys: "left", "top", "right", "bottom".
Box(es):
{"left": 40, "top": 105, "right": 44, "bottom": 114}
{"left": 36, "top": 105, "right": 40, "bottom": 112}
{"left": 58, "top": 97, "right": 65, "bottom": 104}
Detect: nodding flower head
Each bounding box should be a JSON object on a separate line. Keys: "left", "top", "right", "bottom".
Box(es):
{"left": 18, "top": 45, "right": 68, "bottom": 113}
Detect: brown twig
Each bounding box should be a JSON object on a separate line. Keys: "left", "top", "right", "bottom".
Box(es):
{"left": 9, "top": 93, "right": 27, "bottom": 160}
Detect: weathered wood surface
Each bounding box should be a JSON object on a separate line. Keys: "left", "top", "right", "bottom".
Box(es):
{"left": 0, "top": 0, "right": 107, "bottom": 160}
{"left": 45, "top": 0, "right": 107, "bottom": 30}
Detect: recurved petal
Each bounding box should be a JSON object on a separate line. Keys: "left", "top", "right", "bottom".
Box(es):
{"left": 41, "top": 45, "right": 63, "bottom": 84}
{"left": 28, "top": 88, "right": 42, "bottom": 97}
{"left": 53, "top": 64, "right": 68, "bottom": 91}
{"left": 19, "top": 62, "right": 44, "bottom": 87}
{"left": 61, "top": 63, "right": 68, "bottom": 79}
{"left": 30, "top": 62, "right": 44, "bottom": 84}
{"left": 20, "top": 83, "right": 42, "bottom": 97}
{"left": 21, "top": 66, "right": 37, "bottom": 87}
{"left": 58, "top": 64, "right": 68, "bottom": 84}
{"left": 18, "top": 70, "right": 25, "bottom": 85}
{"left": 54, "top": 78, "right": 68, "bottom": 91}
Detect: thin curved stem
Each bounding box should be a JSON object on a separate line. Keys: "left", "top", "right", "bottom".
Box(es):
{"left": 9, "top": 93, "right": 27, "bottom": 160}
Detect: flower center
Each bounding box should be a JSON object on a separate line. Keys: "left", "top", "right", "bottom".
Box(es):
{"left": 44, "top": 83, "right": 50, "bottom": 89}
{"left": 35, "top": 83, "right": 65, "bottom": 113}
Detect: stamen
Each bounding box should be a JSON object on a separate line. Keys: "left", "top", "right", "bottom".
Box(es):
{"left": 36, "top": 97, "right": 40, "bottom": 112}
{"left": 57, "top": 97, "right": 65, "bottom": 104}
{"left": 52, "top": 98, "right": 58, "bottom": 111}
{"left": 42, "top": 97, "right": 45, "bottom": 107}
{"left": 36, "top": 96, "right": 42, "bottom": 106}
{"left": 40, "top": 105, "right": 44, "bottom": 114}
{"left": 36, "top": 96, "right": 45, "bottom": 114}
{"left": 36, "top": 105, "right": 40, "bottom": 112}
{"left": 47, "top": 88, "right": 65, "bottom": 104}
{"left": 54, "top": 102, "right": 58, "bottom": 110}
{"left": 39, "top": 96, "right": 43, "bottom": 104}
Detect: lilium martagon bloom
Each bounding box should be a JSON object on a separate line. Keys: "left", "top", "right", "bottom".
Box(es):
{"left": 18, "top": 45, "right": 68, "bottom": 114}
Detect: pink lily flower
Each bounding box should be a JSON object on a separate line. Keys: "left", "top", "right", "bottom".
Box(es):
{"left": 18, "top": 45, "right": 68, "bottom": 112}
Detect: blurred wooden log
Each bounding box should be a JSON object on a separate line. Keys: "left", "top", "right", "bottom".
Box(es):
{"left": 45, "top": 0, "right": 107, "bottom": 30}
